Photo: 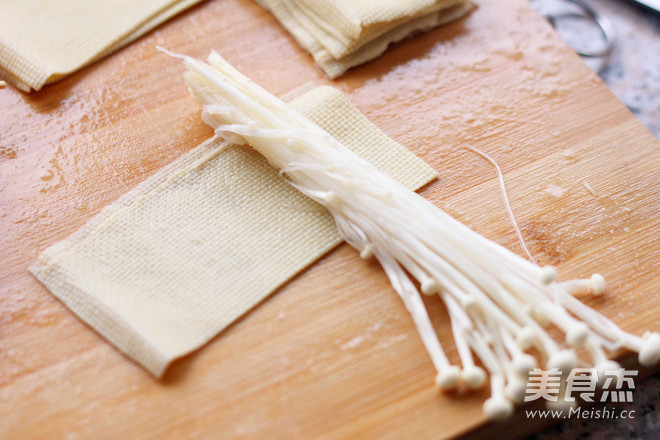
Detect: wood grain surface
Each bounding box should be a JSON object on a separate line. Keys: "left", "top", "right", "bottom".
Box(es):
{"left": 1, "top": 0, "right": 659, "bottom": 438}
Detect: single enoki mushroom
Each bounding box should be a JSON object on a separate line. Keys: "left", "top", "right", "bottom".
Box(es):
{"left": 162, "top": 47, "right": 660, "bottom": 421}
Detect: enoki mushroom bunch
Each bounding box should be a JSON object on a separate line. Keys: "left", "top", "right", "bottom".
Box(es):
{"left": 165, "top": 48, "right": 660, "bottom": 421}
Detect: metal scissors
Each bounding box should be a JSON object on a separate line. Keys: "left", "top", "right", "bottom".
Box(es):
{"left": 533, "top": 0, "right": 616, "bottom": 58}
{"left": 629, "top": 0, "right": 660, "bottom": 14}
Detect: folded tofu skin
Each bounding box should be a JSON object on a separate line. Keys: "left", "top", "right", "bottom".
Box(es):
{"left": 30, "top": 80, "right": 437, "bottom": 377}
{"left": 256, "top": 0, "right": 473, "bottom": 78}
{"left": 0, "top": 0, "right": 204, "bottom": 91}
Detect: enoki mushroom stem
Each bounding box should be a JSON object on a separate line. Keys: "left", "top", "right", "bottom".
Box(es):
{"left": 163, "top": 48, "right": 660, "bottom": 421}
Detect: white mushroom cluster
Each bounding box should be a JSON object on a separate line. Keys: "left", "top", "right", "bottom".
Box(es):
{"left": 165, "top": 48, "right": 660, "bottom": 421}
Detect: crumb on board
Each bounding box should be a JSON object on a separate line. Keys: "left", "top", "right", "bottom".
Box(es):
{"left": 583, "top": 181, "right": 599, "bottom": 198}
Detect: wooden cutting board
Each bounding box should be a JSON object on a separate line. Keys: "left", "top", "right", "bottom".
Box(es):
{"left": 1, "top": 0, "right": 659, "bottom": 438}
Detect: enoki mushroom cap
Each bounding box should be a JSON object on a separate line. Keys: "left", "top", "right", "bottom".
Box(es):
{"left": 359, "top": 244, "right": 374, "bottom": 259}
{"left": 639, "top": 332, "right": 660, "bottom": 367}
{"left": 516, "top": 326, "right": 537, "bottom": 350}
{"left": 512, "top": 353, "right": 537, "bottom": 377}
{"left": 503, "top": 378, "right": 528, "bottom": 404}
{"left": 483, "top": 395, "right": 514, "bottom": 421}
{"left": 539, "top": 266, "right": 557, "bottom": 285}
{"left": 595, "top": 360, "right": 621, "bottom": 386}
{"left": 460, "top": 366, "right": 487, "bottom": 390}
{"left": 547, "top": 349, "right": 578, "bottom": 373}
{"left": 566, "top": 322, "right": 590, "bottom": 347}
{"left": 421, "top": 278, "right": 440, "bottom": 296}
{"left": 589, "top": 273, "right": 606, "bottom": 295}
{"left": 435, "top": 366, "right": 461, "bottom": 391}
